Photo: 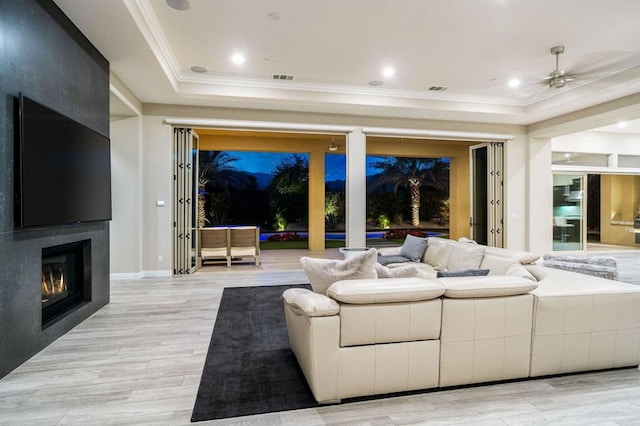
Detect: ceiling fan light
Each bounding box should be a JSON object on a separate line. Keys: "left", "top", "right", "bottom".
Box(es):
{"left": 329, "top": 142, "right": 338, "bottom": 152}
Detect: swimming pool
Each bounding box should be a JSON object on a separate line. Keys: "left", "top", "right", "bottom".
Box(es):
{"left": 259, "top": 230, "right": 446, "bottom": 241}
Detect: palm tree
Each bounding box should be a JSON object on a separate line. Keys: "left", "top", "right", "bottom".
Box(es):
{"left": 199, "top": 151, "right": 253, "bottom": 194}
{"left": 369, "top": 157, "right": 449, "bottom": 227}
{"left": 198, "top": 151, "right": 255, "bottom": 225}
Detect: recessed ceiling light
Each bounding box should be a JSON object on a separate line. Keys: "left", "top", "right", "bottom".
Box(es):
{"left": 368, "top": 80, "right": 383, "bottom": 86}
{"left": 383, "top": 67, "right": 395, "bottom": 77}
{"left": 268, "top": 12, "right": 281, "bottom": 20}
{"left": 166, "top": 0, "right": 191, "bottom": 11}
{"left": 190, "top": 65, "right": 207, "bottom": 73}
{"left": 508, "top": 78, "right": 521, "bottom": 88}
{"left": 231, "top": 53, "right": 246, "bottom": 65}
{"left": 617, "top": 121, "right": 627, "bottom": 128}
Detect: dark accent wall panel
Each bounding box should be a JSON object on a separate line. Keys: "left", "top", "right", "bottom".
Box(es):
{"left": 0, "top": 0, "right": 110, "bottom": 378}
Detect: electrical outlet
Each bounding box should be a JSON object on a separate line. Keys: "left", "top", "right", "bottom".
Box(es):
{"left": 157, "top": 255, "right": 163, "bottom": 262}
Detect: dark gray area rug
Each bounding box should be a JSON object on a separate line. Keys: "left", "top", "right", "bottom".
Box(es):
{"left": 191, "top": 284, "right": 318, "bottom": 422}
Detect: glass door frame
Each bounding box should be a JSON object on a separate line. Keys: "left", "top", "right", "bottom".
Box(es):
{"left": 470, "top": 142, "right": 504, "bottom": 247}
{"left": 552, "top": 172, "right": 587, "bottom": 251}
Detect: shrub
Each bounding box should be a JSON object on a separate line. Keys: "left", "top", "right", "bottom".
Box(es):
{"left": 273, "top": 213, "right": 287, "bottom": 231}
{"left": 376, "top": 214, "right": 391, "bottom": 229}
{"left": 383, "top": 229, "right": 427, "bottom": 239}
{"left": 267, "top": 232, "right": 308, "bottom": 242}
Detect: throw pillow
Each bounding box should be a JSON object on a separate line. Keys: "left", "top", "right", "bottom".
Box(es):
{"left": 446, "top": 243, "right": 486, "bottom": 271}
{"left": 505, "top": 262, "right": 537, "bottom": 282}
{"left": 424, "top": 243, "right": 443, "bottom": 266}
{"left": 398, "top": 234, "right": 428, "bottom": 262}
{"left": 437, "top": 268, "right": 490, "bottom": 278}
{"left": 377, "top": 255, "right": 411, "bottom": 266}
{"left": 300, "top": 248, "right": 378, "bottom": 295}
{"left": 375, "top": 262, "right": 427, "bottom": 279}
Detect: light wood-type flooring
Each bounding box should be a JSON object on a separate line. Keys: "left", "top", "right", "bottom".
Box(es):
{"left": 2, "top": 247, "right": 640, "bottom": 425}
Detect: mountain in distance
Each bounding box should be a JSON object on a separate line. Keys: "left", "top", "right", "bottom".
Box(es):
{"left": 325, "top": 179, "right": 345, "bottom": 192}
{"left": 245, "top": 173, "right": 382, "bottom": 192}
{"left": 251, "top": 172, "right": 273, "bottom": 190}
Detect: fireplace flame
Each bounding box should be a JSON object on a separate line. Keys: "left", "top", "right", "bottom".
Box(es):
{"left": 42, "top": 268, "right": 67, "bottom": 304}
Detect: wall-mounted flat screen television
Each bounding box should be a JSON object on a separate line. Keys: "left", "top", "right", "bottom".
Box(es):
{"left": 15, "top": 94, "right": 112, "bottom": 228}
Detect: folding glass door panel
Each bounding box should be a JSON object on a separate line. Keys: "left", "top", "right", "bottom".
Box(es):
{"left": 552, "top": 173, "right": 584, "bottom": 251}
{"left": 173, "top": 128, "right": 199, "bottom": 274}
{"left": 470, "top": 143, "right": 504, "bottom": 247}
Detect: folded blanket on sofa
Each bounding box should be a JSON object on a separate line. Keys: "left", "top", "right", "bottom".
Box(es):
{"left": 542, "top": 253, "right": 617, "bottom": 268}
{"left": 541, "top": 254, "right": 618, "bottom": 281}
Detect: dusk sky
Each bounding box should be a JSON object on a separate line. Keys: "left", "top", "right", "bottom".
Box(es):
{"left": 223, "top": 151, "right": 388, "bottom": 181}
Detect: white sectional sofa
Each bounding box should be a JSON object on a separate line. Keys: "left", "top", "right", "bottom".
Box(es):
{"left": 283, "top": 238, "right": 640, "bottom": 403}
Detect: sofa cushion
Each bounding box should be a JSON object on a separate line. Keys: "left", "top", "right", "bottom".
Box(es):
{"left": 398, "top": 234, "right": 428, "bottom": 262}
{"left": 480, "top": 254, "right": 537, "bottom": 281}
{"left": 327, "top": 278, "right": 445, "bottom": 304}
{"left": 484, "top": 246, "right": 540, "bottom": 264}
{"left": 506, "top": 262, "right": 537, "bottom": 281}
{"left": 377, "top": 255, "right": 411, "bottom": 266}
{"left": 300, "top": 248, "right": 378, "bottom": 295}
{"left": 282, "top": 288, "right": 340, "bottom": 317}
{"left": 445, "top": 243, "right": 486, "bottom": 271}
{"left": 435, "top": 244, "right": 454, "bottom": 270}
{"left": 436, "top": 275, "right": 538, "bottom": 298}
{"left": 423, "top": 243, "right": 443, "bottom": 266}
{"left": 437, "top": 268, "right": 490, "bottom": 278}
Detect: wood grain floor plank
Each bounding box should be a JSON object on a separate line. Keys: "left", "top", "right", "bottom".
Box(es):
{"left": 1, "top": 248, "right": 640, "bottom": 425}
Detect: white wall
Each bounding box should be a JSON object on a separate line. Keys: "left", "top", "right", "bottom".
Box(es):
{"left": 553, "top": 131, "right": 640, "bottom": 156}
{"left": 527, "top": 137, "right": 554, "bottom": 254}
{"left": 110, "top": 116, "right": 142, "bottom": 277}
{"left": 503, "top": 133, "right": 528, "bottom": 250}
{"left": 142, "top": 116, "right": 173, "bottom": 276}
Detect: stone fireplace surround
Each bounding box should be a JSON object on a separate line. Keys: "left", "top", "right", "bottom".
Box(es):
{"left": 41, "top": 240, "right": 92, "bottom": 327}
{"left": 0, "top": 0, "right": 111, "bottom": 378}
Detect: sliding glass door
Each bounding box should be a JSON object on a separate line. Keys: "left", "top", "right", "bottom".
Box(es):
{"left": 552, "top": 173, "right": 584, "bottom": 251}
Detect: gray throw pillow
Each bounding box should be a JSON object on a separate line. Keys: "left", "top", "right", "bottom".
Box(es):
{"left": 377, "top": 255, "right": 411, "bottom": 266}
{"left": 437, "top": 268, "right": 490, "bottom": 278}
{"left": 398, "top": 235, "right": 428, "bottom": 262}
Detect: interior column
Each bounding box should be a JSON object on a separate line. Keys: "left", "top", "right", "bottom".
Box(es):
{"left": 345, "top": 128, "right": 367, "bottom": 247}
{"left": 308, "top": 144, "right": 325, "bottom": 251}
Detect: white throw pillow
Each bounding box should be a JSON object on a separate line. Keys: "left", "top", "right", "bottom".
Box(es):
{"left": 424, "top": 244, "right": 443, "bottom": 266}
{"left": 445, "top": 243, "right": 485, "bottom": 272}
{"left": 300, "top": 248, "right": 378, "bottom": 295}
{"left": 375, "top": 262, "right": 428, "bottom": 279}
{"left": 505, "top": 262, "right": 537, "bottom": 281}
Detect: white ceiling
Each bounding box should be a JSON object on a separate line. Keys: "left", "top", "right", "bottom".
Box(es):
{"left": 54, "top": 0, "right": 640, "bottom": 126}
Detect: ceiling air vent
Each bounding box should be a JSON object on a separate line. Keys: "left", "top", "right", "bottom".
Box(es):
{"left": 273, "top": 74, "right": 294, "bottom": 80}
{"left": 428, "top": 86, "right": 448, "bottom": 92}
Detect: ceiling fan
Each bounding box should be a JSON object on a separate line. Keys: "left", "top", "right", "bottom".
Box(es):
{"left": 542, "top": 45, "right": 576, "bottom": 89}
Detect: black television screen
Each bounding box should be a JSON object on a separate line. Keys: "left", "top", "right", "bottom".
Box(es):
{"left": 16, "top": 94, "right": 112, "bottom": 228}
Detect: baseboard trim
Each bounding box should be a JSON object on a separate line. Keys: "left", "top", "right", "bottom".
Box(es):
{"left": 110, "top": 270, "right": 173, "bottom": 280}
{"left": 110, "top": 272, "right": 143, "bottom": 281}
{"left": 142, "top": 270, "right": 172, "bottom": 278}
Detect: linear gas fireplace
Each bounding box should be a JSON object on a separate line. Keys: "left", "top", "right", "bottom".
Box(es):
{"left": 41, "top": 240, "right": 91, "bottom": 327}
